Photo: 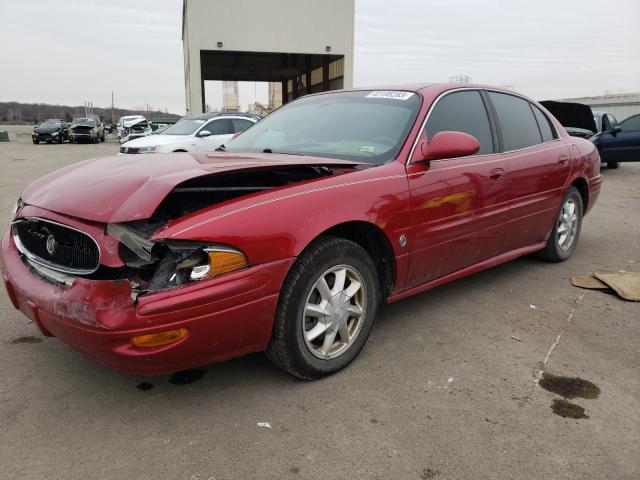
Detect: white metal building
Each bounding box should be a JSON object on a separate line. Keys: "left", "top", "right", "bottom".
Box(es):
{"left": 562, "top": 93, "right": 640, "bottom": 121}
{"left": 182, "top": 0, "right": 355, "bottom": 115}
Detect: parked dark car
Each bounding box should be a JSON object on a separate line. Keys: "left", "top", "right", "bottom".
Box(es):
{"left": 591, "top": 114, "right": 640, "bottom": 169}
{"left": 69, "top": 117, "right": 105, "bottom": 143}
{"left": 31, "top": 120, "right": 69, "bottom": 144}
{"left": 540, "top": 101, "right": 597, "bottom": 139}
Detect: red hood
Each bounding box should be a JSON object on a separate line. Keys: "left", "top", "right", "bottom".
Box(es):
{"left": 21, "top": 152, "right": 363, "bottom": 223}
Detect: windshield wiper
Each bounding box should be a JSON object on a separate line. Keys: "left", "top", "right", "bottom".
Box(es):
{"left": 215, "top": 144, "right": 226, "bottom": 152}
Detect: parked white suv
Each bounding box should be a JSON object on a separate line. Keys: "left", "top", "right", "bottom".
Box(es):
{"left": 119, "top": 113, "right": 259, "bottom": 154}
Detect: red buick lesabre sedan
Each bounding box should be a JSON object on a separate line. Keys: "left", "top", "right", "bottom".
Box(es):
{"left": 1, "top": 84, "right": 602, "bottom": 379}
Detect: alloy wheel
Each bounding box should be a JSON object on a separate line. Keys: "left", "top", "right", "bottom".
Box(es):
{"left": 302, "top": 265, "right": 367, "bottom": 359}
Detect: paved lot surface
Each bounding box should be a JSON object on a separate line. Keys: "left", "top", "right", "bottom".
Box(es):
{"left": 1, "top": 136, "right": 638, "bottom": 480}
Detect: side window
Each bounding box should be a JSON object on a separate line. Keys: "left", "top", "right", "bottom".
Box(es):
{"left": 203, "top": 118, "right": 232, "bottom": 135}
{"left": 231, "top": 118, "right": 254, "bottom": 133}
{"left": 606, "top": 114, "right": 618, "bottom": 129}
{"left": 620, "top": 115, "right": 640, "bottom": 132}
{"left": 531, "top": 104, "right": 556, "bottom": 143}
{"left": 488, "top": 92, "right": 542, "bottom": 151}
{"left": 425, "top": 90, "right": 494, "bottom": 155}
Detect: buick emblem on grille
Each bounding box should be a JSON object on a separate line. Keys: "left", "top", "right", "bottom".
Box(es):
{"left": 46, "top": 234, "right": 57, "bottom": 255}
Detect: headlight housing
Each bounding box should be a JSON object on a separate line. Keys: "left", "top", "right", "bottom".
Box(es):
{"left": 171, "top": 246, "right": 248, "bottom": 285}
{"left": 137, "top": 145, "right": 160, "bottom": 153}
{"left": 51, "top": 131, "right": 58, "bottom": 136}
{"left": 9, "top": 198, "right": 22, "bottom": 223}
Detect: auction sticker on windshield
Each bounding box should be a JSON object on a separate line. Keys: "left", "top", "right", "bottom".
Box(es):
{"left": 365, "top": 91, "right": 415, "bottom": 100}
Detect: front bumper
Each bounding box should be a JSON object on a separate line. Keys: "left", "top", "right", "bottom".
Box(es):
{"left": 1, "top": 231, "right": 293, "bottom": 375}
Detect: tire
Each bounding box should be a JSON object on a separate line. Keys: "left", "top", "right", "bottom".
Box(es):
{"left": 607, "top": 161, "right": 619, "bottom": 169}
{"left": 33, "top": 140, "right": 38, "bottom": 144}
{"left": 266, "top": 236, "right": 380, "bottom": 380}
{"left": 536, "top": 186, "right": 583, "bottom": 262}
{"left": 57, "top": 136, "right": 63, "bottom": 144}
{"left": 100, "top": 133, "right": 105, "bottom": 142}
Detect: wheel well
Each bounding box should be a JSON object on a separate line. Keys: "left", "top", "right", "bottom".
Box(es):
{"left": 571, "top": 177, "right": 589, "bottom": 212}
{"left": 173, "top": 149, "right": 188, "bottom": 152}
{"left": 319, "top": 221, "right": 395, "bottom": 297}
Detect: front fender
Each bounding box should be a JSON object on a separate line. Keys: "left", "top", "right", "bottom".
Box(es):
{"left": 151, "top": 162, "right": 412, "bottom": 266}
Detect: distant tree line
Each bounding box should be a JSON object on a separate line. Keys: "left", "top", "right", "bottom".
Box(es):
{"left": 0, "top": 102, "right": 180, "bottom": 124}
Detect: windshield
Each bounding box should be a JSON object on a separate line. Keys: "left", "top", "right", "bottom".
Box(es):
{"left": 225, "top": 90, "right": 421, "bottom": 164}
{"left": 40, "top": 122, "right": 61, "bottom": 128}
{"left": 72, "top": 118, "right": 95, "bottom": 126}
{"left": 161, "top": 118, "right": 207, "bottom": 135}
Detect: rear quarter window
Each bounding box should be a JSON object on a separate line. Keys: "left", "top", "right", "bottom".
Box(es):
{"left": 489, "top": 92, "right": 543, "bottom": 151}
{"left": 531, "top": 104, "right": 557, "bottom": 143}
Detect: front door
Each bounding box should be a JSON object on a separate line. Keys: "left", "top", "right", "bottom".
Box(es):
{"left": 405, "top": 89, "right": 510, "bottom": 288}
{"left": 195, "top": 118, "right": 235, "bottom": 152}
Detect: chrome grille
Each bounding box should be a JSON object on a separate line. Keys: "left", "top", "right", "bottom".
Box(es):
{"left": 13, "top": 218, "right": 100, "bottom": 274}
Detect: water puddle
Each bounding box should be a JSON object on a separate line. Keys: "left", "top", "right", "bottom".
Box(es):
{"left": 551, "top": 399, "right": 589, "bottom": 419}
{"left": 539, "top": 372, "right": 600, "bottom": 399}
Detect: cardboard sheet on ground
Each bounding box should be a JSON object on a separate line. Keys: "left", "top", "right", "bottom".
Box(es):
{"left": 571, "top": 271, "right": 640, "bottom": 302}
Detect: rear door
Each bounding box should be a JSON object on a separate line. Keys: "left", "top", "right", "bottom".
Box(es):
{"left": 195, "top": 118, "right": 234, "bottom": 151}
{"left": 487, "top": 92, "right": 571, "bottom": 250}
{"left": 405, "top": 89, "right": 510, "bottom": 287}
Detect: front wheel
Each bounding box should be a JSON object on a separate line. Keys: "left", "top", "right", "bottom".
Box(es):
{"left": 266, "top": 237, "right": 380, "bottom": 379}
{"left": 607, "top": 161, "right": 619, "bottom": 169}
{"left": 536, "top": 186, "right": 583, "bottom": 262}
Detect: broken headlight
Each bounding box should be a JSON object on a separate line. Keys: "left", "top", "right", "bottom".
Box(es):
{"left": 146, "top": 243, "right": 249, "bottom": 291}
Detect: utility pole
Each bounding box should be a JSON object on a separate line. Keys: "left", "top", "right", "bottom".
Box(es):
{"left": 111, "top": 92, "right": 114, "bottom": 123}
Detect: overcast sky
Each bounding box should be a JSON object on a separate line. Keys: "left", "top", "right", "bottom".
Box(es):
{"left": 1, "top": 0, "right": 638, "bottom": 114}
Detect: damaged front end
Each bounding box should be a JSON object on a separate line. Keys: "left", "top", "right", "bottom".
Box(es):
{"left": 119, "top": 119, "right": 152, "bottom": 143}
{"left": 109, "top": 222, "right": 248, "bottom": 299}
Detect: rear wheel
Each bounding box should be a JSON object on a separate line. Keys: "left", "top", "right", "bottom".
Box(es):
{"left": 607, "top": 161, "right": 619, "bottom": 169}
{"left": 33, "top": 139, "right": 38, "bottom": 144}
{"left": 536, "top": 186, "right": 583, "bottom": 262}
{"left": 266, "top": 237, "right": 379, "bottom": 379}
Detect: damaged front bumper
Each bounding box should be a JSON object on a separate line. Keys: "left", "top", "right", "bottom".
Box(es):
{"left": 1, "top": 231, "right": 293, "bottom": 375}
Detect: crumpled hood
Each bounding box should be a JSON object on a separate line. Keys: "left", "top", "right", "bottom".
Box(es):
{"left": 70, "top": 123, "right": 95, "bottom": 130}
{"left": 21, "top": 152, "right": 364, "bottom": 223}
{"left": 122, "top": 117, "right": 147, "bottom": 128}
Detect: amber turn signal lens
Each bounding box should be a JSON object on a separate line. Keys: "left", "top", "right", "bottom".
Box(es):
{"left": 131, "top": 328, "right": 189, "bottom": 348}
{"left": 206, "top": 250, "right": 248, "bottom": 277}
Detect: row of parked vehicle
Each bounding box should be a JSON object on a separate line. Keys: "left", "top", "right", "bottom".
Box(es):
{"left": 31, "top": 117, "right": 106, "bottom": 144}
{"left": 540, "top": 101, "right": 640, "bottom": 169}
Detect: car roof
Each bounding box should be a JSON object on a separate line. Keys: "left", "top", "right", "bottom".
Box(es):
{"left": 191, "top": 112, "right": 260, "bottom": 120}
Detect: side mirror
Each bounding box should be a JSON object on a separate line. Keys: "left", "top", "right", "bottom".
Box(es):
{"left": 197, "top": 130, "right": 212, "bottom": 138}
{"left": 611, "top": 125, "right": 622, "bottom": 134}
{"left": 414, "top": 131, "right": 480, "bottom": 163}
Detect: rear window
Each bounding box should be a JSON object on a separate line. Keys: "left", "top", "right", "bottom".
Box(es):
{"left": 531, "top": 105, "right": 556, "bottom": 143}
{"left": 232, "top": 118, "right": 254, "bottom": 133}
{"left": 425, "top": 90, "right": 494, "bottom": 155}
{"left": 489, "top": 92, "right": 542, "bottom": 151}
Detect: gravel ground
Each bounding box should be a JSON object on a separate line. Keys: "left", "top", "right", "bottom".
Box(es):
{"left": 1, "top": 136, "right": 638, "bottom": 480}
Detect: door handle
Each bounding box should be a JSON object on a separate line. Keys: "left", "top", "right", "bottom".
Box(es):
{"left": 489, "top": 168, "right": 506, "bottom": 182}
{"left": 558, "top": 155, "right": 570, "bottom": 165}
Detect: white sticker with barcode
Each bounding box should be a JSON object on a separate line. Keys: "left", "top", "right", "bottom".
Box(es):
{"left": 365, "top": 91, "right": 415, "bottom": 100}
